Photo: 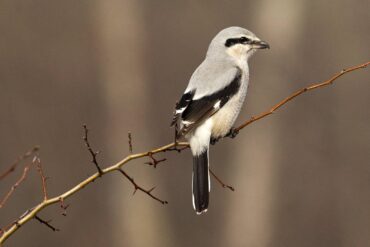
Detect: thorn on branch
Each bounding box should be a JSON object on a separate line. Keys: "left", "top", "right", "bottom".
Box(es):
{"left": 209, "top": 169, "right": 235, "bottom": 192}
{"left": 34, "top": 215, "right": 59, "bottom": 232}
{"left": 144, "top": 152, "right": 166, "bottom": 168}
{"left": 83, "top": 124, "right": 103, "bottom": 176}
{"left": 117, "top": 169, "right": 168, "bottom": 205}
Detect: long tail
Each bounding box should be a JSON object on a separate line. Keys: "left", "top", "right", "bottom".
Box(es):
{"left": 192, "top": 148, "right": 210, "bottom": 214}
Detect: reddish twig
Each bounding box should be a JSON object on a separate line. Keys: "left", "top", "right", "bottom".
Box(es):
{"left": 0, "top": 146, "right": 39, "bottom": 181}
{"left": 0, "top": 162, "right": 34, "bottom": 209}
{"left": 83, "top": 124, "right": 103, "bottom": 176}
{"left": 209, "top": 169, "right": 235, "bottom": 191}
{"left": 117, "top": 169, "right": 168, "bottom": 204}
{"left": 35, "top": 157, "right": 48, "bottom": 201}
{"left": 34, "top": 215, "right": 59, "bottom": 232}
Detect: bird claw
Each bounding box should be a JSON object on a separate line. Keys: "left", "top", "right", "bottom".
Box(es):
{"left": 210, "top": 137, "right": 219, "bottom": 145}
{"left": 228, "top": 128, "right": 239, "bottom": 138}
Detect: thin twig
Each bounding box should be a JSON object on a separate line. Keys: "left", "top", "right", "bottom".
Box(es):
{"left": 0, "top": 162, "right": 33, "bottom": 209}
{"left": 59, "top": 198, "right": 69, "bottom": 216}
{"left": 0, "top": 62, "right": 368, "bottom": 244}
{"left": 209, "top": 169, "right": 235, "bottom": 191}
{"left": 35, "top": 157, "right": 48, "bottom": 201}
{"left": 144, "top": 152, "right": 167, "bottom": 168}
{"left": 128, "top": 132, "right": 133, "bottom": 154}
{"left": 0, "top": 146, "right": 39, "bottom": 181}
{"left": 83, "top": 124, "right": 103, "bottom": 176}
{"left": 117, "top": 169, "right": 168, "bottom": 204}
{"left": 34, "top": 215, "right": 59, "bottom": 232}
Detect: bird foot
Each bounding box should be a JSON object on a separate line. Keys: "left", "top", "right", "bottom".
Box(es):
{"left": 227, "top": 128, "right": 239, "bottom": 138}
{"left": 210, "top": 137, "right": 220, "bottom": 145}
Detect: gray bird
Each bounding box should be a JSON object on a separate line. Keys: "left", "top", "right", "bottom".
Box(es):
{"left": 171, "top": 26, "right": 269, "bottom": 214}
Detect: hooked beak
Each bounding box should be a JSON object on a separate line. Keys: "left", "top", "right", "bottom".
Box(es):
{"left": 251, "top": 40, "right": 270, "bottom": 49}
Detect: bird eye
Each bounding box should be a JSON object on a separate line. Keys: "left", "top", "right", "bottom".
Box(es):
{"left": 239, "top": 37, "right": 250, "bottom": 44}
{"left": 225, "top": 37, "right": 251, "bottom": 47}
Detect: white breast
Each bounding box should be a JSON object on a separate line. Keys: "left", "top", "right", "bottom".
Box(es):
{"left": 211, "top": 72, "right": 249, "bottom": 138}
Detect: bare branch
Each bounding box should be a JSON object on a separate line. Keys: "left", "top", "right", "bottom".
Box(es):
{"left": 0, "top": 61, "right": 368, "bottom": 244}
{"left": 117, "top": 169, "right": 168, "bottom": 204}
{"left": 34, "top": 215, "right": 59, "bottom": 232}
{"left": 83, "top": 124, "right": 103, "bottom": 176}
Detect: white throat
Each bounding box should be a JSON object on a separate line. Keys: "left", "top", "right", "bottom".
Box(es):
{"left": 226, "top": 46, "right": 250, "bottom": 70}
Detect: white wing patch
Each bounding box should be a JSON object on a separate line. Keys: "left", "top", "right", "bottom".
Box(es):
{"left": 175, "top": 107, "right": 187, "bottom": 114}
{"left": 213, "top": 100, "right": 221, "bottom": 110}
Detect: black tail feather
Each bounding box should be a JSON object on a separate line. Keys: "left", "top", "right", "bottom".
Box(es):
{"left": 192, "top": 149, "right": 209, "bottom": 214}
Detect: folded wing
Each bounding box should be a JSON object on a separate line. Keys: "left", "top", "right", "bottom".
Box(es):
{"left": 172, "top": 67, "right": 242, "bottom": 138}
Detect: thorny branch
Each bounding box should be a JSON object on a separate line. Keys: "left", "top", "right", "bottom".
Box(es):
{"left": 144, "top": 152, "right": 167, "bottom": 168}
{"left": 83, "top": 124, "right": 103, "bottom": 176}
{"left": 118, "top": 169, "right": 168, "bottom": 204}
{"left": 85, "top": 128, "right": 167, "bottom": 203}
{"left": 0, "top": 61, "right": 368, "bottom": 245}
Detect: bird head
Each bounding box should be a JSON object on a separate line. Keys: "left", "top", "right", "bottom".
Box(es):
{"left": 207, "top": 26, "right": 269, "bottom": 63}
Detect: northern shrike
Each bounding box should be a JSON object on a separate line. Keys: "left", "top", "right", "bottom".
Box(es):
{"left": 171, "top": 26, "right": 269, "bottom": 214}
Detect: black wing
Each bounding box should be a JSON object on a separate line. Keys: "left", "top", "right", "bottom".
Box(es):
{"left": 171, "top": 90, "right": 196, "bottom": 127}
{"left": 172, "top": 68, "right": 242, "bottom": 137}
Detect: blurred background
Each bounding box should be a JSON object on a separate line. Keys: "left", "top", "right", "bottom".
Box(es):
{"left": 0, "top": 0, "right": 369, "bottom": 246}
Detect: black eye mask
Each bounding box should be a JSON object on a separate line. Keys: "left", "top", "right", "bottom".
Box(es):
{"left": 225, "top": 37, "right": 251, "bottom": 47}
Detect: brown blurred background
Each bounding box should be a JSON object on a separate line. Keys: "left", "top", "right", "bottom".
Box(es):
{"left": 0, "top": 0, "right": 369, "bottom": 246}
